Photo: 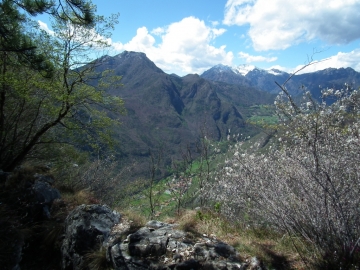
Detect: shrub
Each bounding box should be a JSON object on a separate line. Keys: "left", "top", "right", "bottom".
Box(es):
{"left": 210, "top": 85, "right": 360, "bottom": 268}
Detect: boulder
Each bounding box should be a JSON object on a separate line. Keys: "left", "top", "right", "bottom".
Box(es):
{"left": 34, "top": 173, "right": 55, "bottom": 184}
{"left": 61, "top": 204, "right": 120, "bottom": 270}
{"left": 109, "top": 221, "right": 248, "bottom": 269}
{"left": 32, "top": 180, "right": 61, "bottom": 218}
{"left": 60, "top": 208, "right": 264, "bottom": 270}
{"left": 0, "top": 171, "right": 61, "bottom": 269}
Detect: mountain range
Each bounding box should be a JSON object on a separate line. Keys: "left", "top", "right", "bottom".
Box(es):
{"left": 201, "top": 64, "right": 360, "bottom": 99}
{"left": 92, "top": 51, "right": 360, "bottom": 178}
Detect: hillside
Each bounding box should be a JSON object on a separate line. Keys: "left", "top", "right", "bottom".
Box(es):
{"left": 92, "top": 51, "right": 275, "bottom": 178}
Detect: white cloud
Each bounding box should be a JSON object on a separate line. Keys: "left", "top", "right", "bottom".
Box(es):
{"left": 122, "top": 27, "right": 156, "bottom": 52}
{"left": 151, "top": 27, "right": 165, "bottom": 36}
{"left": 238, "top": 52, "right": 277, "bottom": 63}
{"left": 112, "top": 16, "right": 233, "bottom": 75}
{"left": 223, "top": 0, "right": 360, "bottom": 51}
{"left": 38, "top": 18, "right": 232, "bottom": 75}
{"left": 267, "top": 64, "right": 290, "bottom": 72}
{"left": 293, "top": 49, "right": 360, "bottom": 74}
{"left": 211, "top": 28, "right": 227, "bottom": 38}
{"left": 38, "top": 20, "right": 54, "bottom": 35}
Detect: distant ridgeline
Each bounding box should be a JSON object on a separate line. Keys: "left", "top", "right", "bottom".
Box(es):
{"left": 201, "top": 63, "right": 360, "bottom": 100}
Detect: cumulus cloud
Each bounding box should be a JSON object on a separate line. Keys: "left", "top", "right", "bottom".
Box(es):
{"left": 293, "top": 49, "right": 360, "bottom": 74}
{"left": 223, "top": 0, "right": 360, "bottom": 51}
{"left": 238, "top": 52, "right": 277, "bottom": 63}
{"left": 122, "top": 27, "right": 156, "bottom": 52}
{"left": 112, "top": 16, "right": 233, "bottom": 75}
{"left": 38, "top": 18, "right": 232, "bottom": 75}
{"left": 151, "top": 27, "right": 165, "bottom": 36}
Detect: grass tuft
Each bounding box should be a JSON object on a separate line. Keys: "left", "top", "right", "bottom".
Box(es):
{"left": 84, "top": 246, "right": 112, "bottom": 270}
{"left": 118, "top": 209, "right": 147, "bottom": 233}
{"left": 166, "top": 209, "right": 309, "bottom": 269}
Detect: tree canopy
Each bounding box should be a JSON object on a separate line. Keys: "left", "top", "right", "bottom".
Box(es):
{"left": 0, "top": 0, "right": 125, "bottom": 171}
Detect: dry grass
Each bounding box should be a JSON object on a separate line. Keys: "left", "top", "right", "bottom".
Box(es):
{"left": 116, "top": 208, "right": 147, "bottom": 232}
{"left": 176, "top": 210, "right": 198, "bottom": 232}
{"left": 41, "top": 220, "right": 64, "bottom": 248}
{"left": 170, "top": 209, "right": 311, "bottom": 270}
{"left": 5, "top": 165, "right": 51, "bottom": 189}
{"left": 61, "top": 189, "right": 100, "bottom": 210}
{"left": 84, "top": 246, "right": 112, "bottom": 270}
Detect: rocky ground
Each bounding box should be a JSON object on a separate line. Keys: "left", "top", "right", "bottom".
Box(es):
{"left": 63, "top": 205, "right": 264, "bottom": 270}
{"left": 0, "top": 169, "right": 264, "bottom": 270}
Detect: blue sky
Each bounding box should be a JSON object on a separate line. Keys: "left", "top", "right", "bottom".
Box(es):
{"left": 39, "top": 0, "right": 360, "bottom": 76}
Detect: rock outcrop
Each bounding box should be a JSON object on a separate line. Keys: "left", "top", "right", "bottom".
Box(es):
{"left": 61, "top": 204, "right": 121, "bottom": 270}
{"left": 0, "top": 170, "right": 61, "bottom": 270}
{"left": 61, "top": 205, "right": 264, "bottom": 269}
{"left": 32, "top": 174, "right": 61, "bottom": 218}
{"left": 109, "top": 220, "right": 254, "bottom": 269}
{"left": 2, "top": 168, "right": 264, "bottom": 269}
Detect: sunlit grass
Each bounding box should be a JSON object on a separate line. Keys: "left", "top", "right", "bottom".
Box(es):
{"left": 248, "top": 115, "right": 278, "bottom": 125}
{"left": 169, "top": 209, "right": 310, "bottom": 269}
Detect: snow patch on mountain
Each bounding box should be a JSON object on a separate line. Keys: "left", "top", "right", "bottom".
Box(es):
{"left": 233, "top": 64, "right": 256, "bottom": 76}
{"left": 206, "top": 64, "right": 288, "bottom": 77}
{"left": 212, "top": 64, "right": 234, "bottom": 73}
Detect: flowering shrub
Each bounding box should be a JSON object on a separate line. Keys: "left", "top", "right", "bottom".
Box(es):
{"left": 209, "top": 84, "right": 360, "bottom": 267}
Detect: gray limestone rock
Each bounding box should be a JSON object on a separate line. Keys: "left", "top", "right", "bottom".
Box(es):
{"left": 109, "top": 221, "right": 248, "bottom": 270}
{"left": 61, "top": 204, "right": 120, "bottom": 270}
{"left": 33, "top": 180, "right": 61, "bottom": 218}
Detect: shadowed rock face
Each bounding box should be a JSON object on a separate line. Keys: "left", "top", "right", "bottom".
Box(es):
{"left": 0, "top": 170, "right": 61, "bottom": 270}
{"left": 61, "top": 204, "right": 121, "bottom": 270}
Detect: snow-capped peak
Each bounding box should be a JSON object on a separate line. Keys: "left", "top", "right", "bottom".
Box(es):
{"left": 213, "top": 64, "right": 233, "bottom": 73}
{"left": 233, "top": 64, "right": 256, "bottom": 76}
{"left": 209, "top": 64, "right": 287, "bottom": 77}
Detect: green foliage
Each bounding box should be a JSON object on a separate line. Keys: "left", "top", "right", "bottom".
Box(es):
{"left": 0, "top": 0, "right": 94, "bottom": 72}
{"left": 196, "top": 210, "right": 211, "bottom": 221}
{"left": 247, "top": 115, "right": 278, "bottom": 126}
{"left": 0, "top": 0, "right": 124, "bottom": 171}
{"left": 214, "top": 202, "right": 221, "bottom": 213}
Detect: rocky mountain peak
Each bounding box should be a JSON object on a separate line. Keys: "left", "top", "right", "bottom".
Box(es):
{"left": 207, "top": 64, "right": 258, "bottom": 76}
{"left": 212, "top": 64, "right": 234, "bottom": 73}
{"left": 115, "top": 50, "right": 147, "bottom": 60}
{"left": 201, "top": 63, "right": 360, "bottom": 96}
{"left": 233, "top": 64, "right": 256, "bottom": 76}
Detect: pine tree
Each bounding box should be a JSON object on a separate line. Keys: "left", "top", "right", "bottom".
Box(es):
{"left": 0, "top": 0, "right": 124, "bottom": 171}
